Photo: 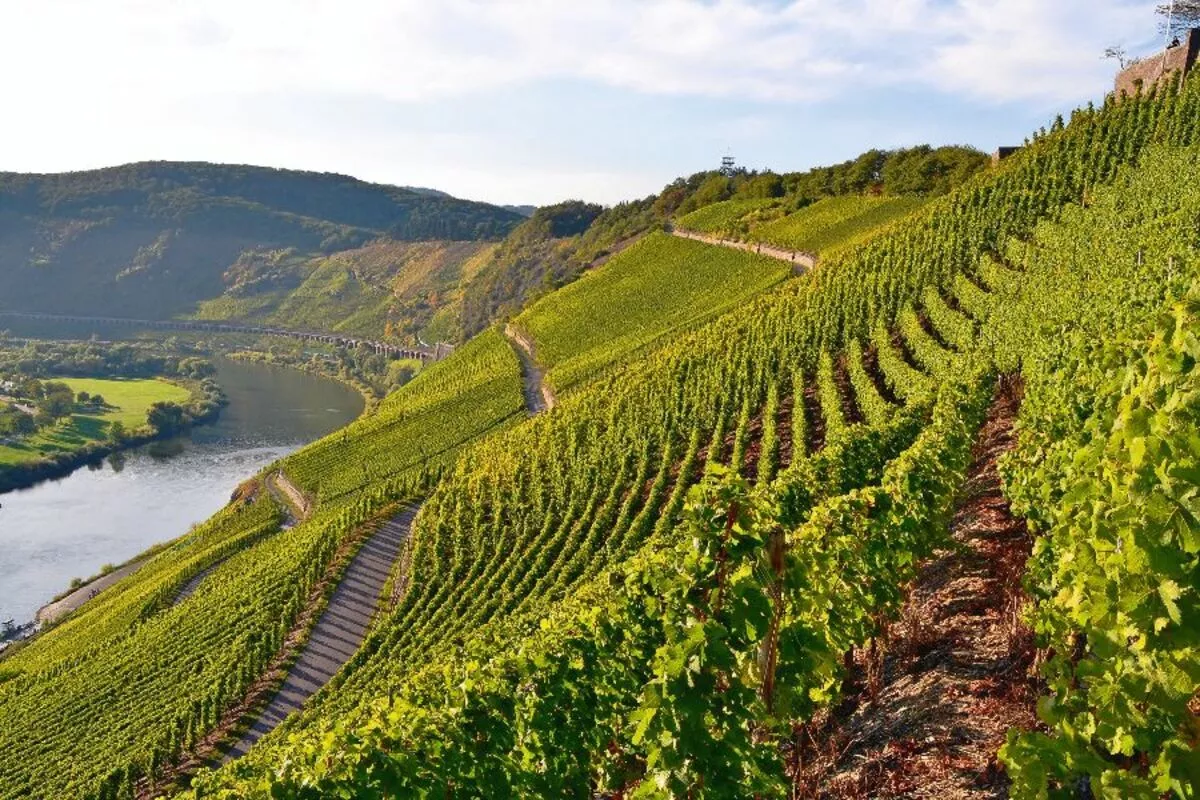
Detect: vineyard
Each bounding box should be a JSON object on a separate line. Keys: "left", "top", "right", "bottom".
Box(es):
{"left": 277, "top": 328, "right": 525, "bottom": 505}
{"left": 674, "top": 197, "right": 782, "bottom": 236}
{"left": 748, "top": 195, "right": 928, "bottom": 256}
{"left": 512, "top": 232, "right": 791, "bottom": 391}
{"left": 0, "top": 71, "right": 1198, "bottom": 800}
{"left": 675, "top": 195, "right": 927, "bottom": 258}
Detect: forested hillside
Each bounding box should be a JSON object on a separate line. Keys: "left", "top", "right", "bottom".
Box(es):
{"left": 189, "top": 239, "right": 496, "bottom": 342}
{"left": 2, "top": 71, "right": 1198, "bottom": 800}
{"left": 0, "top": 162, "right": 522, "bottom": 320}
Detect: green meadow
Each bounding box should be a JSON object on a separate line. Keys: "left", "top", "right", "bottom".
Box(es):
{"left": 0, "top": 378, "right": 191, "bottom": 466}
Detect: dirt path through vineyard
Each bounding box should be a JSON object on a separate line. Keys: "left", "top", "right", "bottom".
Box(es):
{"left": 35, "top": 560, "right": 145, "bottom": 624}
{"left": 504, "top": 323, "right": 557, "bottom": 413}
{"left": 795, "top": 383, "right": 1041, "bottom": 798}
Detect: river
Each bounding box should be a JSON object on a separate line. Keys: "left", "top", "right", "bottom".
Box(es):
{"left": 0, "top": 358, "right": 363, "bottom": 626}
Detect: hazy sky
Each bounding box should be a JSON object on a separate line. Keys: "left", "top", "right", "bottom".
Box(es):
{"left": 0, "top": 0, "right": 1166, "bottom": 206}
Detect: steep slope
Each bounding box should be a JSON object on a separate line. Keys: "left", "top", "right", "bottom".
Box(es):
{"left": 677, "top": 196, "right": 929, "bottom": 259}
{"left": 189, "top": 239, "right": 496, "bottom": 341}
{"left": 796, "top": 386, "right": 1038, "bottom": 798}
{"left": 461, "top": 147, "right": 986, "bottom": 343}
{"left": 0, "top": 331, "right": 525, "bottom": 799}
{"left": 2, "top": 79, "right": 1198, "bottom": 800}
{"left": 0, "top": 162, "right": 522, "bottom": 320}
{"left": 511, "top": 231, "right": 791, "bottom": 391}
{"left": 177, "top": 83, "right": 1200, "bottom": 798}
{"left": 459, "top": 199, "right": 655, "bottom": 336}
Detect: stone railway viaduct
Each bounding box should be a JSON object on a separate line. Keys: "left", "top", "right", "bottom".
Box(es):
{"left": 0, "top": 310, "right": 447, "bottom": 361}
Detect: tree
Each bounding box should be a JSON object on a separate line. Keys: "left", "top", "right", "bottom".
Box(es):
{"left": 12, "top": 412, "right": 35, "bottom": 436}
{"left": 178, "top": 357, "right": 216, "bottom": 379}
{"left": 736, "top": 173, "right": 785, "bottom": 199}
{"left": 38, "top": 382, "right": 75, "bottom": 422}
{"left": 76, "top": 391, "right": 91, "bottom": 404}
{"left": 146, "top": 401, "right": 186, "bottom": 434}
{"left": 108, "top": 420, "right": 128, "bottom": 443}
{"left": 1158, "top": 2, "right": 1200, "bottom": 37}
{"left": 0, "top": 407, "right": 35, "bottom": 437}
{"left": 19, "top": 378, "right": 43, "bottom": 399}
{"left": 1104, "top": 45, "right": 1141, "bottom": 69}
{"left": 675, "top": 174, "right": 733, "bottom": 215}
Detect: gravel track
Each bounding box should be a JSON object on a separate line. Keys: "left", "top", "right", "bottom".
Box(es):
{"left": 668, "top": 226, "right": 816, "bottom": 273}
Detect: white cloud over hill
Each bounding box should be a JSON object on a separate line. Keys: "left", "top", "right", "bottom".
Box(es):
{"left": 0, "top": 1, "right": 1162, "bottom": 203}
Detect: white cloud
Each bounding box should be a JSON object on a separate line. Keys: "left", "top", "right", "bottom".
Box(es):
{"left": 0, "top": 0, "right": 1160, "bottom": 108}
{"left": 918, "top": 0, "right": 1156, "bottom": 102}
{"left": 0, "top": 1, "right": 1165, "bottom": 202}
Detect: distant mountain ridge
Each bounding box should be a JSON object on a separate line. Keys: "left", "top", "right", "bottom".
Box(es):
{"left": 0, "top": 161, "right": 523, "bottom": 320}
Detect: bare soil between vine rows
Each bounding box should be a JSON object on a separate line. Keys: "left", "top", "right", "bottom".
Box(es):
{"left": 793, "top": 383, "right": 1042, "bottom": 798}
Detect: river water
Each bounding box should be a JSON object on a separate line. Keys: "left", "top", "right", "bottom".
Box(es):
{"left": 0, "top": 358, "right": 363, "bottom": 626}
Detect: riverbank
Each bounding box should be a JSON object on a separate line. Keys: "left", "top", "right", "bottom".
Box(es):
{"left": 0, "top": 356, "right": 363, "bottom": 630}
{"left": 0, "top": 377, "right": 227, "bottom": 494}
{"left": 1, "top": 555, "right": 148, "bottom": 655}
{"left": 225, "top": 349, "right": 412, "bottom": 415}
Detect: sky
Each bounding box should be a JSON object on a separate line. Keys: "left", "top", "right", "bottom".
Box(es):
{"left": 0, "top": 0, "right": 1169, "bottom": 206}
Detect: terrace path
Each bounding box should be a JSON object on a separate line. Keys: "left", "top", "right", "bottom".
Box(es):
{"left": 221, "top": 324, "right": 558, "bottom": 763}
{"left": 266, "top": 471, "right": 311, "bottom": 527}
{"left": 223, "top": 506, "right": 419, "bottom": 761}
{"left": 668, "top": 226, "right": 815, "bottom": 274}
{"left": 172, "top": 473, "right": 311, "bottom": 607}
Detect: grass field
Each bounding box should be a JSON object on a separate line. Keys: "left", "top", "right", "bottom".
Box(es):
{"left": 0, "top": 378, "right": 191, "bottom": 466}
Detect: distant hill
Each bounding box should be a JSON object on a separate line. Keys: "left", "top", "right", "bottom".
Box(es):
{"left": 0, "top": 149, "right": 986, "bottom": 338}
{"left": 0, "top": 161, "right": 523, "bottom": 319}
{"left": 190, "top": 239, "right": 496, "bottom": 343}
{"left": 400, "top": 186, "right": 454, "bottom": 199}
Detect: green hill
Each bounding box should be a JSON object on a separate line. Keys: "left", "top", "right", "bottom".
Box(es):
{"left": 0, "top": 162, "right": 523, "bottom": 321}
{"left": 188, "top": 239, "right": 497, "bottom": 342}
{"left": 676, "top": 194, "right": 931, "bottom": 257}
{"left": 512, "top": 231, "right": 791, "bottom": 391}
{"left": 748, "top": 195, "right": 927, "bottom": 254}
{"left": 459, "top": 199, "right": 659, "bottom": 337}
{"left": 177, "top": 81, "right": 1198, "bottom": 798}
{"left": 1, "top": 77, "right": 1199, "bottom": 800}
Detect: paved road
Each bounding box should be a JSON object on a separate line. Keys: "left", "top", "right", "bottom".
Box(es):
{"left": 504, "top": 323, "right": 557, "bottom": 414}
{"left": 223, "top": 506, "right": 418, "bottom": 760}
{"left": 669, "top": 227, "right": 816, "bottom": 274}
{"left": 36, "top": 560, "right": 144, "bottom": 624}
